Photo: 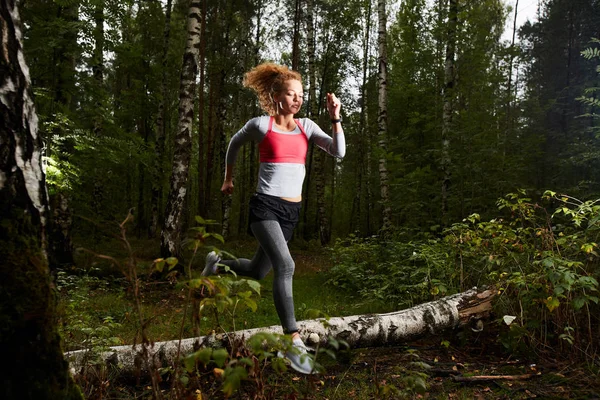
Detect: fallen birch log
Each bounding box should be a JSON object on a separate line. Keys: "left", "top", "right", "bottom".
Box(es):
{"left": 67, "top": 287, "right": 495, "bottom": 375}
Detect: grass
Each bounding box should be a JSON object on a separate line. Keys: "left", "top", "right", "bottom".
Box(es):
{"left": 61, "top": 237, "right": 394, "bottom": 351}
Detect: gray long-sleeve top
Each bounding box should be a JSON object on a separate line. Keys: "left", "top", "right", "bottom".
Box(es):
{"left": 225, "top": 116, "right": 346, "bottom": 198}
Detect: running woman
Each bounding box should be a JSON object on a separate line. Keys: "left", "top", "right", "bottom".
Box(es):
{"left": 202, "top": 63, "right": 345, "bottom": 374}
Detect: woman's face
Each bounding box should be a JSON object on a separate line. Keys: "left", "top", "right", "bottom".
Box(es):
{"left": 275, "top": 79, "right": 303, "bottom": 115}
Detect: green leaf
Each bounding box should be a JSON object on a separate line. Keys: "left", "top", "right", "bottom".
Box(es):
{"left": 210, "top": 233, "right": 225, "bottom": 244}
{"left": 222, "top": 366, "right": 248, "bottom": 397}
{"left": 246, "top": 279, "right": 261, "bottom": 295}
{"left": 154, "top": 259, "right": 165, "bottom": 273}
{"left": 165, "top": 257, "right": 178, "bottom": 270}
{"left": 545, "top": 297, "right": 560, "bottom": 312}
{"left": 242, "top": 298, "right": 257, "bottom": 312}
{"left": 572, "top": 297, "right": 586, "bottom": 310}
{"left": 212, "top": 348, "right": 229, "bottom": 368}
{"left": 195, "top": 347, "right": 213, "bottom": 366}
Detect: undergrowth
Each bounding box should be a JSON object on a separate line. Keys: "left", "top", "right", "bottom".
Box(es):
{"left": 327, "top": 190, "right": 600, "bottom": 361}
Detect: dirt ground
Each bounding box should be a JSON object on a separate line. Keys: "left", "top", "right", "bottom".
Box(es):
{"left": 178, "top": 328, "right": 600, "bottom": 400}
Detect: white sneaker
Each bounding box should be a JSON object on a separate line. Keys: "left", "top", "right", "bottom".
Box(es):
{"left": 277, "top": 337, "right": 316, "bottom": 374}
{"left": 201, "top": 251, "right": 220, "bottom": 276}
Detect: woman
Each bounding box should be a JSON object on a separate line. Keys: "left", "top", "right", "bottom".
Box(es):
{"left": 202, "top": 63, "right": 345, "bottom": 374}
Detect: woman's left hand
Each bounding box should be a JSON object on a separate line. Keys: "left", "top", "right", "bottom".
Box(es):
{"left": 327, "top": 93, "right": 341, "bottom": 119}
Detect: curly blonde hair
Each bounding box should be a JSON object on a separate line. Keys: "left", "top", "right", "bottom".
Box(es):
{"left": 243, "top": 63, "right": 302, "bottom": 116}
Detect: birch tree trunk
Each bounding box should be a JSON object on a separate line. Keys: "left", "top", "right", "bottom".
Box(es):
{"left": 160, "top": 0, "right": 202, "bottom": 258}
{"left": 352, "top": 0, "right": 372, "bottom": 234}
{"left": 0, "top": 1, "right": 82, "bottom": 397}
{"left": 150, "top": 0, "right": 172, "bottom": 238}
{"left": 67, "top": 288, "right": 495, "bottom": 375}
{"left": 196, "top": 0, "right": 207, "bottom": 221}
{"left": 377, "top": 0, "right": 392, "bottom": 234}
{"left": 441, "top": 0, "right": 457, "bottom": 225}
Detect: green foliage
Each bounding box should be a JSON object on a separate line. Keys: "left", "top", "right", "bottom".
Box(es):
{"left": 327, "top": 233, "right": 453, "bottom": 309}
{"left": 57, "top": 271, "right": 124, "bottom": 356}
{"left": 329, "top": 190, "right": 600, "bottom": 357}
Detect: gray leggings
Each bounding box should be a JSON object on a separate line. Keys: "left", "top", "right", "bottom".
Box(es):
{"left": 220, "top": 220, "right": 297, "bottom": 333}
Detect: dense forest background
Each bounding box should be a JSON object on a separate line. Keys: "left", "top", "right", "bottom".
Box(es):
{"left": 5, "top": 0, "right": 599, "bottom": 396}
{"left": 21, "top": 0, "right": 600, "bottom": 259}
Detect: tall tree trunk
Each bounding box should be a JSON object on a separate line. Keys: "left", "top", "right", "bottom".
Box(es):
{"left": 0, "top": 1, "right": 82, "bottom": 397}
{"left": 377, "top": 0, "right": 392, "bottom": 234}
{"left": 218, "top": 3, "right": 233, "bottom": 240}
{"left": 291, "top": 0, "right": 302, "bottom": 71}
{"left": 136, "top": 114, "right": 149, "bottom": 237}
{"left": 441, "top": 0, "right": 457, "bottom": 226}
{"left": 92, "top": 1, "right": 104, "bottom": 137}
{"left": 248, "top": 0, "right": 261, "bottom": 215}
{"left": 505, "top": 0, "right": 518, "bottom": 132}
{"left": 196, "top": 0, "right": 207, "bottom": 221}
{"left": 306, "top": 0, "right": 330, "bottom": 245}
{"left": 91, "top": 0, "right": 105, "bottom": 230}
{"left": 160, "top": 0, "right": 202, "bottom": 258}
{"left": 47, "top": 0, "right": 79, "bottom": 268}
{"left": 205, "top": 70, "right": 217, "bottom": 218}
{"left": 352, "top": 0, "right": 372, "bottom": 234}
{"left": 301, "top": 0, "right": 317, "bottom": 240}
{"left": 150, "top": 0, "right": 172, "bottom": 238}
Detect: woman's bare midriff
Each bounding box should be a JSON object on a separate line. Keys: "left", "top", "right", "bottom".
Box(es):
{"left": 281, "top": 196, "right": 302, "bottom": 203}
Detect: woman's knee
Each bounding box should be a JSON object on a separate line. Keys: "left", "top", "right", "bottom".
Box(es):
{"left": 276, "top": 255, "right": 295, "bottom": 277}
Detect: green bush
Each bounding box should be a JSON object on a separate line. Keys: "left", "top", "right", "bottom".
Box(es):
{"left": 327, "top": 190, "right": 600, "bottom": 357}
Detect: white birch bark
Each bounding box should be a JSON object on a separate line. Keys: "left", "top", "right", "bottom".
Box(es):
{"left": 1, "top": 2, "right": 80, "bottom": 396}
{"left": 66, "top": 288, "right": 495, "bottom": 375}
{"left": 160, "top": 0, "right": 202, "bottom": 257}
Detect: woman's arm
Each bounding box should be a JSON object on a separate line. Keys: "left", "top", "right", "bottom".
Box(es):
{"left": 222, "top": 117, "right": 265, "bottom": 194}
{"left": 302, "top": 117, "right": 346, "bottom": 159}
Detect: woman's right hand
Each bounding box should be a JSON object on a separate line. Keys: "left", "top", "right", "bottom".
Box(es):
{"left": 221, "top": 180, "right": 234, "bottom": 195}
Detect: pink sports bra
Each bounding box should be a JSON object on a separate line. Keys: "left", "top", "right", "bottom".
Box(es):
{"left": 259, "top": 117, "right": 309, "bottom": 163}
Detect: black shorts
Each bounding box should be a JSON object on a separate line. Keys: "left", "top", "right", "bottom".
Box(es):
{"left": 248, "top": 193, "right": 302, "bottom": 242}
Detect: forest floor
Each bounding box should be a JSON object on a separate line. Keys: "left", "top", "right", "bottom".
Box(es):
{"left": 69, "top": 237, "right": 600, "bottom": 399}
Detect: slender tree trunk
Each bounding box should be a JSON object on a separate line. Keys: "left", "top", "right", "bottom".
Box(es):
{"left": 353, "top": 0, "right": 372, "bottom": 234}
{"left": 92, "top": 1, "right": 104, "bottom": 136}
{"left": 505, "top": 0, "right": 518, "bottom": 135}
{"left": 150, "top": 0, "right": 172, "bottom": 238}
{"left": 91, "top": 0, "right": 105, "bottom": 231}
{"left": 305, "top": 0, "right": 330, "bottom": 245}
{"left": 0, "top": 1, "right": 82, "bottom": 397}
{"left": 377, "top": 0, "right": 392, "bottom": 234}
{"left": 301, "top": 0, "right": 317, "bottom": 240}
{"left": 218, "top": 3, "right": 233, "bottom": 240}
{"left": 291, "top": 0, "right": 302, "bottom": 71}
{"left": 46, "top": 1, "right": 78, "bottom": 268}
{"left": 136, "top": 114, "right": 149, "bottom": 237}
{"left": 441, "top": 0, "right": 457, "bottom": 226}
{"left": 248, "top": 0, "right": 261, "bottom": 209}
{"left": 196, "top": 0, "right": 207, "bottom": 222}
{"left": 160, "top": 0, "right": 202, "bottom": 258}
